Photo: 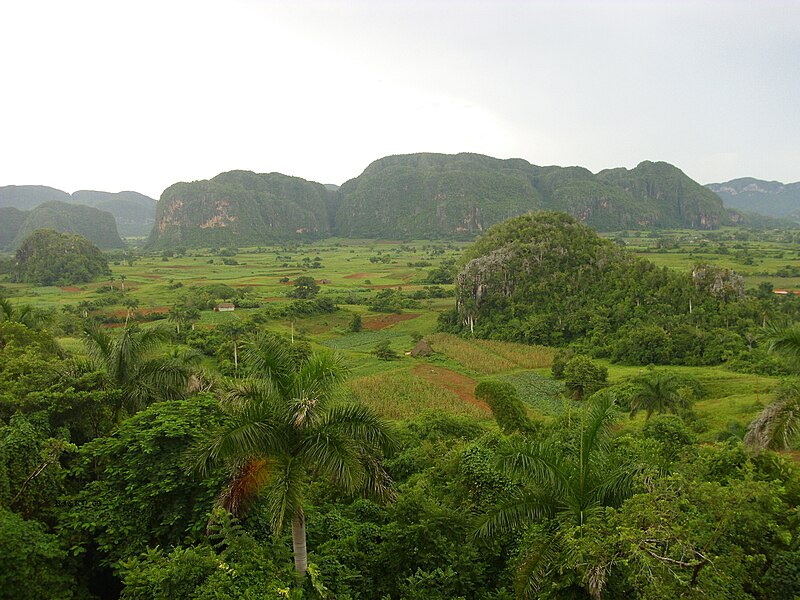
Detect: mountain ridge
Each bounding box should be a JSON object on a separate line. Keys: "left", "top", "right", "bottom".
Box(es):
{"left": 706, "top": 177, "right": 800, "bottom": 219}
{"left": 0, "top": 185, "right": 157, "bottom": 237}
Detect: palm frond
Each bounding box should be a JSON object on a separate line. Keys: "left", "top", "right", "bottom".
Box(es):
{"left": 300, "top": 430, "right": 363, "bottom": 493}
{"left": 313, "top": 403, "right": 399, "bottom": 455}
{"left": 475, "top": 488, "right": 557, "bottom": 538}
{"left": 514, "top": 528, "right": 562, "bottom": 600}
{"left": 581, "top": 392, "right": 618, "bottom": 460}
{"left": 190, "top": 410, "right": 288, "bottom": 477}
{"left": 242, "top": 333, "right": 295, "bottom": 391}
{"left": 260, "top": 456, "right": 306, "bottom": 535}
{"left": 745, "top": 380, "right": 800, "bottom": 451}
{"left": 218, "top": 458, "right": 273, "bottom": 516}
{"left": 763, "top": 321, "right": 800, "bottom": 365}
{"left": 495, "top": 436, "right": 571, "bottom": 501}
{"left": 219, "top": 377, "right": 284, "bottom": 413}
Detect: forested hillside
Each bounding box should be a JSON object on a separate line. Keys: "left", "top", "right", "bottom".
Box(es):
{"left": 144, "top": 153, "right": 739, "bottom": 249}
{"left": 446, "top": 212, "right": 789, "bottom": 367}
{"left": 0, "top": 201, "right": 124, "bottom": 250}
{"left": 334, "top": 154, "right": 734, "bottom": 238}
{"left": 147, "top": 170, "right": 333, "bottom": 248}
{"left": 0, "top": 185, "right": 156, "bottom": 239}
{"left": 11, "top": 229, "right": 110, "bottom": 285}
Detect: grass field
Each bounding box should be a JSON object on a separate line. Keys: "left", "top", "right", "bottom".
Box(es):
{"left": 1, "top": 235, "right": 794, "bottom": 442}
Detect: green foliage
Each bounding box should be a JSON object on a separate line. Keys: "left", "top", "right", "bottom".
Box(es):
{"left": 642, "top": 414, "right": 695, "bottom": 459}
{"left": 287, "top": 275, "right": 320, "bottom": 299}
{"left": 83, "top": 324, "right": 201, "bottom": 419}
{"left": 550, "top": 348, "right": 575, "bottom": 379}
{"left": 453, "top": 212, "right": 760, "bottom": 366}
{"left": 193, "top": 333, "right": 397, "bottom": 576}
{"left": 118, "top": 512, "right": 297, "bottom": 600}
{"left": 373, "top": 339, "right": 398, "bottom": 361}
{"left": 349, "top": 312, "right": 362, "bottom": 332}
{"left": 629, "top": 370, "right": 691, "bottom": 420}
{"left": 13, "top": 229, "right": 111, "bottom": 285}
{"left": 64, "top": 394, "right": 227, "bottom": 565}
{"left": 562, "top": 354, "right": 607, "bottom": 400}
{"left": 474, "top": 381, "right": 534, "bottom": 434}
{"left": 0, "top": 507, "right": 74, "bottom": 600}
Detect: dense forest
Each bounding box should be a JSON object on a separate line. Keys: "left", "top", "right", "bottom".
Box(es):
{"left": 1, "top": 211, "right": 800, "bottom": 599}
{"left": 11, "top": 229, "right": 111, "bottom": 286}
{"left": 444, "top": 212, "right": 800, "bottom": 371}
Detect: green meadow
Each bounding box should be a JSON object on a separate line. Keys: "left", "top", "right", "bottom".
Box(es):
{"left": 1, "top": 233, "right": 795, "bottom": 444}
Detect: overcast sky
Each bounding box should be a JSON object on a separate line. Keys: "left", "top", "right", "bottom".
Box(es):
{"left": 1, "top": 0, "right": 798, "bottom": 199}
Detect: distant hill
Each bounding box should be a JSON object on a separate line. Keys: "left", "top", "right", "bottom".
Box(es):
{"left": 0, "top": 207, "right": 27, "bottom": 250}
{"left": 333, "top": 153, "right": 733, "bottom": 238}
{"left": 147, "top": 170, "right": 332, "bottom": 249}
{"left": 0, "top": 185, "right": 70, "bottom": 210}
{"left": 706, "top": 178, "right": 800, "bottom": 219}
{"left": 0, "top": 185, "right": 157, "bottom": 237}
{"left": 0, "top": 201, "right": 124, "bottom": 251}
{"left": 71, "top": 190, "right": 157, "bottom": 236}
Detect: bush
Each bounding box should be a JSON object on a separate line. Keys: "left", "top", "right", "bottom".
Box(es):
{"left": 563, "top": 354, "right": 608, "bottom": 400}
{"left": 373, "top": 340, "right": 398, "bottom": 361}
{"left": 474, "top": 381, "right": 533, "bottom": 434}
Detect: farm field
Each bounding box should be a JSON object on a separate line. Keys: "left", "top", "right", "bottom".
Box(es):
{"left": 1, "top": 233, "right": 794, "bottom": 443}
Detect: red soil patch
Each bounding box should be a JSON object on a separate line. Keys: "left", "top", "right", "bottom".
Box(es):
{"left": 344, "top": 273, "right": 371, "bottom": 279}
{"left": 363, "top": 313, "right": 421, "bottom": 330}
{"left": 140, "top": 274, "right": 162, "bottom": 279}
{"left": 411, "top": 364, "right": 489, "bottom": 412}
{"left": 60, "top": 286, "right": 81, "bottom": 292}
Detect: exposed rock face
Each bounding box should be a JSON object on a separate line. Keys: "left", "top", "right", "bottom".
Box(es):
{"left": 692, "top": 265, "right": 745, "bottom": 302}
{"left": 147, "top": 170, "right": 332, "bottom": 248}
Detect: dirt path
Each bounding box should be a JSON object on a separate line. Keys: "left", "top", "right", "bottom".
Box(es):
{"left": 411, "top": 364, "right": 489, "bottom": 412}
{"left": 363, "top": 313, "right": 420, "bottom": 330}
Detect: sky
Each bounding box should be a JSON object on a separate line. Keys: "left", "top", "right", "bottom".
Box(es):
{"left": 1, "top": 0, "right": 799, "bottom": 199}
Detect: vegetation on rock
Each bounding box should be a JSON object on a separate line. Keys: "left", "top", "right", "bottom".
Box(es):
{"left": 12, "top": 229, "right": 111, "bottom": 286}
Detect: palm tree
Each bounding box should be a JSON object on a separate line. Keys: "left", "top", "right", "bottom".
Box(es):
{"left": 763, "top": 320, "right": 800, "bottom": 366}
{"left": 0, "top": 297, "right": 43, "bottom": 330}
{"left": 84, "top": 324, "right": 201, "bottom": 420}
{"left": 123, "top": 297, "right": 139, "bottom": 326}
{"left": 744, "top": 380, "right": 800, "bottom": 451}
{"left": 476, "top": 393, "right": 636, "bottom": 599}
{"left": 629, "top": 370, "right": 687, "bottom": 421}
{"left": 192, "top": 333, "right": 396, "bottom": 578}
{"left": 745, "top": 322, "right": 800, "bottom": 452}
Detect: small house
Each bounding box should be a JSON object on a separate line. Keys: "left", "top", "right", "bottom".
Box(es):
{"left": 214, "top": 303, "right": 236, "bottom": 312}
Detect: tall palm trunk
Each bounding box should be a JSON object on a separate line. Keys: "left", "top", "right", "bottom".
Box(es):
{"left": 291, "top": 510, "right": 308, "bottom": 577}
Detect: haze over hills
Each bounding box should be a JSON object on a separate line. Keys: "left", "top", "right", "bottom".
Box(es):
{"left": 148, "top": 153, "right": 738, "bottom": 248}
{"left": 706, "top": 178, "right": 800, "bottom": 219}
{"left": 0, "top": 185, "right": 157, "bottom": 237}
{"left": 0, "top": 201, "right": 124, "bottom": 250}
